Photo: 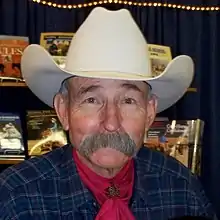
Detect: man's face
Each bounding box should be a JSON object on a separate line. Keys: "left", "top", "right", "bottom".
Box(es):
{"left": 54, "top": 77, "right": 157, "bottom": 169}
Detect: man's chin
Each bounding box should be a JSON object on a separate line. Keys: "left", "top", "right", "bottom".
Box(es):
{"left": 89, "top": 148, "right": 130, "bottom": 169}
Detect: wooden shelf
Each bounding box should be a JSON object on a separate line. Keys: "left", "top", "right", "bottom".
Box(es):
{"left": 0, "top": 82, "right": 197, "bottom": 93}
{"left": 0, "top": 158, "right": 24, "bottom": 165}
{"left": 0, "top": 81, "right": 27, "bottom": 87}
{"left": 187, "top": 87, "right": 197, "bottom": 92}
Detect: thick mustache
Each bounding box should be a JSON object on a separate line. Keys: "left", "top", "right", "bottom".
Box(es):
{"left": 78, "top": 132, "right": 137, "bottom": 158}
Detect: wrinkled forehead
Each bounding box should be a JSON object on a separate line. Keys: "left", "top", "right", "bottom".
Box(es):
{"left": 65, "top": 76, "right": 151, "bottom": 95}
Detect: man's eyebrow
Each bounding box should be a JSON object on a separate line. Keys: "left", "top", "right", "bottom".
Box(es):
{"left": 77, "top": 85, "right": 102, "bottom": 96}
{"left": 120, "top": 83, "right": 142, "bottom": 93}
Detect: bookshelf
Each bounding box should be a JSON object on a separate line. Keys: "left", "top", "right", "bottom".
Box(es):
{"left": 0, "top": 82, "right": 197, "bottom": 92}
{"left": 0, "top": 81, "right": 51, "bottom": 167}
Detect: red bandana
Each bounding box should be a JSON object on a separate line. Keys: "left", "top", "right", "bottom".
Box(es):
{"left": 73, "top": 149, "right": 135, "bottom": 220}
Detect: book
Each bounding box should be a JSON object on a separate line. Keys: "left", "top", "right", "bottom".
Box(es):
{"left": 144, "top": 119, "right": 204, "bottom": 175}
{"left": 40, "top": 32, "right": 74, "bottom": 68}
{"left": 143, "top": 117, "right": 169, "bottom": 143}
{"left": 0, "top": 35, "right": 29, "bottom": 81}
{"left": 148, "top": 44, "right": 172, "bottom": 78}
{"left": 0, "top": 112, "right": 25, "bottom": 159}
{"left": 26, "top": 110, "right": 67, "bottom": 157}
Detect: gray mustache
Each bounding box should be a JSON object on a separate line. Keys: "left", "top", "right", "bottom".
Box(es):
{"left": 78, "top": 132, "right": 137, "bottom": 158}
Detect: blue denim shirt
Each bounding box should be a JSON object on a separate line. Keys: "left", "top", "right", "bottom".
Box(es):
{"left": 0, "top": 145, "right": 216, "bottom": 220}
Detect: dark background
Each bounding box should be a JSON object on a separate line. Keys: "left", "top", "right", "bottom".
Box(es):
{"left": 0, "top": 0, "right": 220, "bottom": 216}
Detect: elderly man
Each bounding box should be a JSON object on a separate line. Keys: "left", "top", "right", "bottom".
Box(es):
{"left": 0, "top": 7, "right": 216, "bottom": 220}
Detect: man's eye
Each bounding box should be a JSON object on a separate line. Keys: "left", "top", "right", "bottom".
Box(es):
{"left": 123, "top": 98, "right": 135, "bottom": 104}
{"left": 85, "top": 97, "right": 97, "bottom": 104}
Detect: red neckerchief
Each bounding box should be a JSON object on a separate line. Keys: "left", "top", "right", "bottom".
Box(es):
{"left": 73, "top": 149, "right": 135, "bottom": 220}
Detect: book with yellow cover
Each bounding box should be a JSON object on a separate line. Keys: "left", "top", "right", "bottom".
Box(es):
{"left": 40, "top": 32, "right": 74, "bottom": 68}
{"left": 26, "top": 110, "right": 67, "bottom": 157}
{"left": 148, "top": 44, "right": 172, "bottom": 77}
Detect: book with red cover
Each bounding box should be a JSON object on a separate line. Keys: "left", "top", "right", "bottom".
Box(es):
{"left": 0, "top": 35, "right": 29, "bottom": 81}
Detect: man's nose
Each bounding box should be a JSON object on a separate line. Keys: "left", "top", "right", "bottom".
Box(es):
{"left": 102, "top": 103, "right": 121, "bottom": 132}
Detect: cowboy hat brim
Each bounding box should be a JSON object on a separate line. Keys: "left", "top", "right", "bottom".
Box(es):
{"left": 21, "top": 44, "right": 194, "bottom": 113}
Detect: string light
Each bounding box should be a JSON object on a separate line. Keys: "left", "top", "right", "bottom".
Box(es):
{"left": 31, "top": 0, "right": 220, "bottom": 11}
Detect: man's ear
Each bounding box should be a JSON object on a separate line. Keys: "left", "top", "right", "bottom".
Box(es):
{"left": 53, "top": 93, "right": 69, "bottom": 131}
{"left": 145, "top": 95, "right": 158, "bottom": 130}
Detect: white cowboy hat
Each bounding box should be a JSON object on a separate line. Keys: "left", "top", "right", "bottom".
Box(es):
{"left": 21, "top": 7, "right": 194, "bottom": 113}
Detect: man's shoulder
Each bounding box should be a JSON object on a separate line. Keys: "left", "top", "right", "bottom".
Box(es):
{"left": 135, "top": 147, "right": 216, "bottom": 218}
{"left": 136, "top": 146, "right": 195, "bottom": 182}
{"left": 0, "top": 145, "right": 72, "bottom": 192}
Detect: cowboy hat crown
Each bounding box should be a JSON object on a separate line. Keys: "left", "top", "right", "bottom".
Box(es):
{"left": 65, "top": 7, "right": 151, "bottom": 77}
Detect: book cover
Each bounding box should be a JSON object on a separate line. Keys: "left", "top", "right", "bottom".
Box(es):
{"left": 40, "top": 32, "right": 74, "bottom": 68}
{"left": 144, "top": 119, "right": 204, "bottom": 175}
{"left": 148, "top": 44, "right": 172, "bottom": 78}
{"left": 26, "top": 110, "right": 67, "bottom": 157}
{"left": 0, "top": 35, "right": 29, "bottom": 81}
{"left": 143, "top": 117, "right": 169, "bottom": 145}
{"left": 0, "top": 112, "right": 25, "bottom": 159}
